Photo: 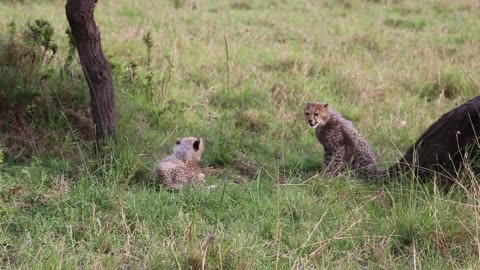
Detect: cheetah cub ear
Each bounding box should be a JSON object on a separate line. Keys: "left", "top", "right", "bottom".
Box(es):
{"left": 176, "top": 138, "right": 181, "bottom": 145}
{"left": 193, "top": 138, "right": 202, "bottom": 151}
{"left": 323, "top": 103, "right": 329, "bottom": 108}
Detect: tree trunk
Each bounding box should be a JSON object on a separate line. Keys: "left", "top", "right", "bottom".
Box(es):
{"left": 391, "top": 96, "right": 480, "bottom": 183}
{"left": 66, "top": 0, "right": 116, "bottom": 144}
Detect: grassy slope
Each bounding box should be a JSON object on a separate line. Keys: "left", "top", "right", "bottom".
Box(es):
{"left": 1, "top": 0, "right": 480, "bottom": 268}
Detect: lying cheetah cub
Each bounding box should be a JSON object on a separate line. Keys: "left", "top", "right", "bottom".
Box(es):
{"left": 304, "top": 102, "right": 386, "bottom": 177}
{"left": 153, "top": 137, "right": 205, "bottom": 190}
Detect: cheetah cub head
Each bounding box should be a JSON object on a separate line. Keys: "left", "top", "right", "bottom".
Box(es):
{"left": 173, "top": 137, "right": 205, "bottom": 161}
{"left": 304, "top": 102, "right": 330, "bottom": 128}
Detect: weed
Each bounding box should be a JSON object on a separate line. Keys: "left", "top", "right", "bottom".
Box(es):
{"left": 172, "top": 0, "right": 186, "bottom": 9}
{"left": 384, "top": 17, "right": 426, "bottom": 31}
{"left": 140, "top": 30, "right": 174, "bottom": 104}
{"left": 230, "top": 1, "right": 252, "bottom": 10}
{"left": 419, "top": 68, "right": 476, "bottom": 101}
{"left": 142, "top": 30, "right": 154, "bottom": 102}
{"left": 159, "top": 51, "right": 174, "bottom": 103}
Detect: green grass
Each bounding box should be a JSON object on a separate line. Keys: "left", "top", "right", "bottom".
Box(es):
{"left": 1, "top": 0, "right": 480, "bottom": 268}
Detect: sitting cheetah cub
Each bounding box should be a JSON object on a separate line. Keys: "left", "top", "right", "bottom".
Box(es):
{"left": 153, "top": 137, "right": 205, "bottom": 190}
{"left": 304, "top": 102, "right": 386, "bottom": 177}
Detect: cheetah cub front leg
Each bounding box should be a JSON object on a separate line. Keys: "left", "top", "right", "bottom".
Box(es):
{"left": 328, "top": 145, "right": 345, "bottom": 177}
{"left": 322, "top": 148, "right": 333, "bottom": 172}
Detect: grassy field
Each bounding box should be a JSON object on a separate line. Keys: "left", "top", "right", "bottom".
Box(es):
{"left": 1, "top": 0, "right": 480, "bottom": 268}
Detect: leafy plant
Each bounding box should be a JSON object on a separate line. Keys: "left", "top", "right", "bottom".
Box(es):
{"left": 24, "top": 19, "right": 58, "bottom": 64}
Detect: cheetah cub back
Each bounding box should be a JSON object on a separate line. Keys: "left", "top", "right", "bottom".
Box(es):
{"left": 304, "top": 102, "right": 386, "bottom": 177}
{"left": 153, "top": 136, "right": 205, "bottom": 190}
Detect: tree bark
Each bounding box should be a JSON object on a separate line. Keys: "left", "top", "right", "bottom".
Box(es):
{"left": 391, "top": 96, "right": 480, "bottom": 183}
{"left": 66, "top": 0, "right": 116, "bottom": 144}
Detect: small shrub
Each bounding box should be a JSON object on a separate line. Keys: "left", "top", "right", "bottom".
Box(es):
{"left": 145, "top": 99, "right": 188, "bottom": 131}
{"left": 172, "top": 0, "right": 186, "bottom": 9}
{"left": 263, "top": 58, "right": 299, "bottom": 73}
{"left": 270, "top": 82, "right": 313, "bottom": 108}
{"left": 23, "top": 19, "right": 57, "bottom": 64}
{"left": 202, "top": 113, "right": 243, "bottom": 166}
{"left": 419, "top": 68, "right": 475, "bottom": 101}
{"left": 230, "top": 2, "right": 252, "bottom": 10}
{"left": 209, "top": 87, "right": 268, "bottom": 109}
{"left": 0, "top": 20, "right": 89, "bottom": 160}
{"left": 384, "top": 17, "right": 426, "bottom": 31}
{"left": 234, "top": 109, "right": 267, "bottom": 133}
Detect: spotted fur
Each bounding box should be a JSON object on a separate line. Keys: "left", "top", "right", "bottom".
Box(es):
{"left": 304, "top": 102, "right": 386, "bottom": 177}
{"left": 153, "top": 137, "right": 205, "bottom": 190}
